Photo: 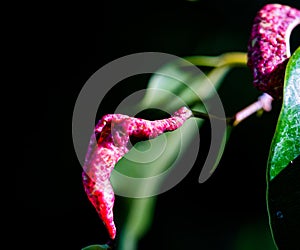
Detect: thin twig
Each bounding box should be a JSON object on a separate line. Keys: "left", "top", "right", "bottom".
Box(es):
{"left": 233, "top": 93, "right": 273, "bottom": 126}
{"left": 191, "top": 93, "right": 273, "bottom": 126}
{"left": 191, "top": 110, "right": 234, "bottom": 125}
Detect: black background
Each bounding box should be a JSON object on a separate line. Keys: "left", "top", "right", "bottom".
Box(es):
{"left": 19, "top": 0, "right": 300, "bottom": 249}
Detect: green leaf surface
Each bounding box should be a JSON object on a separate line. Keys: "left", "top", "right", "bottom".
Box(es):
{"left": 139, "top": 54, "right": 239, "bottom": 110}
{"left": 82, "top": 244, "right": 111, "bottom": 250}
{"left": 267, "top": 46, "right": 300, "bottom": 180}
{"left": 112, "top": 53, "right": 245, "bottom": 250}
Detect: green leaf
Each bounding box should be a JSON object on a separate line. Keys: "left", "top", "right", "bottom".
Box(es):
{"left": 267, "top": 156, "right": 300, "bottom": 249}
{"left": 199, "top": 124, "right": 233, "bottom": 182}
{"left": 139, "top": 58, "right": 203, "bottom": 110}
{"left": 82, "top": 244, "right": 111, "bottom": 250}
{"left": 139, "top": 56, "right": 235, "bottom": 111}
{"left": 112, "top": 104, "right": 205, "bottom": 250}
{"left": 267, "top": 46, "right": 300, "bottom": 180}
{"left": 113, "top": 53, "right": 246, "bottom": 250}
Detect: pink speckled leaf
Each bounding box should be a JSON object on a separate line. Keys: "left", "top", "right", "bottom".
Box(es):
{"left": 247, "top": 4, "right": 300, "bottom": 99}
{"left": 82, "top": 107, "right": 192, "bottom": 240}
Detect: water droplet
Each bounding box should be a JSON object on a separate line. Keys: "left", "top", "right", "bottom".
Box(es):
{"left": 276, "top": 210, "right": 284, "bottom": 219}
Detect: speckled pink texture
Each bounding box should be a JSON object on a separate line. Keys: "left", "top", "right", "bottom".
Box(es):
{"left": 82, "top": 107, "right": 192, "bottom": 239}
{"left": 247, "top": 4, "right": 300, "bottom": 99}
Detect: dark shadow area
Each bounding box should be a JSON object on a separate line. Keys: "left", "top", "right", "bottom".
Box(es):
{"left": 19, "top": 1, "right": 299, "bottom": 249}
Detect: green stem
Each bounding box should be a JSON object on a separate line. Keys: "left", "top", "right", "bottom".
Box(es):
{"left": 184, "top": 52, "right": 247, "bottom": 67}
{"left": 191, "top": 110, "right": 233, "bottom": 124}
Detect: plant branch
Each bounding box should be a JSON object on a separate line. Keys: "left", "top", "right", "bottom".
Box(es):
{"left": 232, "top": 93, "right": 273, "bottom": 126}
{"left": 191, "top": 110, "right": 233, "bottom": 124}
{"left": 191, "top": 93, "right": 274, "bottom": 126}
{"left": 184, "top": 52, "right": 247, "bottom": 67}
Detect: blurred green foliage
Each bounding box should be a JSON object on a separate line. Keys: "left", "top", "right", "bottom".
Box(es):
{"left": 111, "top": 53, "right": 248, "bottom": 250}
{"left": 82, "top": 244, "right": 111, "bottom": 250}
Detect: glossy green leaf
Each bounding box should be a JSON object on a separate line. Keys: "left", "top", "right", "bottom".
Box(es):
{"left": 267, "top": 46, "right": 300, "bottom": 180}
{"left": 267, "top": 156, "right": 300, "bottom": 249}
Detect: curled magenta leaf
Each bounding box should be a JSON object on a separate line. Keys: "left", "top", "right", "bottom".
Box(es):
{"left": 82, "top": 107, "right": 192, "bottom": 240}
{"left": 247, "top": 4, "right": 300, "bottom": 99}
